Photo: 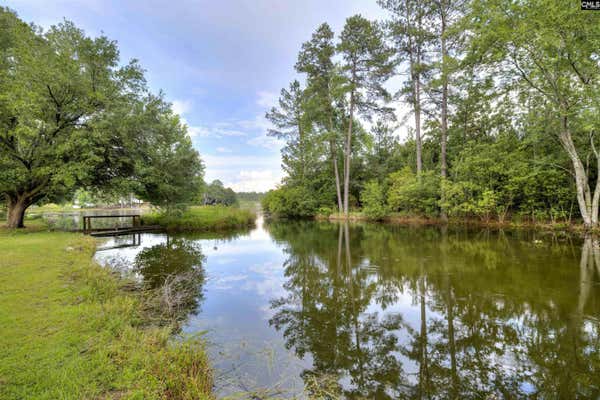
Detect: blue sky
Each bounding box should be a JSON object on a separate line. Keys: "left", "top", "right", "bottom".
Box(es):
{"left": 7, "top": 0, "right": 392, "bottom": 192}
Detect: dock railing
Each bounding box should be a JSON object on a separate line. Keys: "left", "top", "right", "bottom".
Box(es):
{"left": 82, "top": 214, "right": 141, "bottom": 235}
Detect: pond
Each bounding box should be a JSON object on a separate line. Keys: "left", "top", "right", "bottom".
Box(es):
{"left": 33, "top": 208, "right": 147, "bottom": 231}
{"left": 94, "top": 216, "right": 600, "bottom": 399}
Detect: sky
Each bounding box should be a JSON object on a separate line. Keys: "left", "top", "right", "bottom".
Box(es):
{"left": 6, "top": 0, "right": 398, "bottom": 192}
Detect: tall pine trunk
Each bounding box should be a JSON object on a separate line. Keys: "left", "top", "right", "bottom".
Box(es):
{"left": 299, "top": 125, "right": 305, "bottom": 185}
{"left": 330, "top": 116, "right": 343, "bottom": 214}
{"left": 415, "top": 74, "right": 423, "bottom": 174}
{"left": 440, "top": 12, "right": 449, "bottom": 222}
{"left": 406, "top": 0, "right": 423, "bottom": 175}
{"left": 333, "top": 149, "right": 343, "bottom": 214}
{"left": 343, "top": 89, "right": 355, "bottom": 217}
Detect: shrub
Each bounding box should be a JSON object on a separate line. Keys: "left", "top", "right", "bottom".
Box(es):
{"left": 387, "top": 168, "right": 440, "bottom": 217}
{"left": 317, "top": 206, "right": 333, "bottom": 217}
{"left": 441, "top": 180, "right": 502, "bottom": 222}
{"left": 440, "top": 179, "right": 478, "bottom": 218}
{"left": 261, "top": 189, "right": 285, "bottom": 216}
{"left": 361, "top": 180, "right": 388, "bottom": 220}
{"left": 262, "top": 186, "right": 318, "bottom": 218}
{"left": 43, "top": 214, "right": 79, "bottom": 231}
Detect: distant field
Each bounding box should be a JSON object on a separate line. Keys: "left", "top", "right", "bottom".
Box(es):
{"left": 238, "top": 200, "right": 261, "bottom": 212}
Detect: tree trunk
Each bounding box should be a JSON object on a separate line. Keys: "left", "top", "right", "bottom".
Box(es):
{"left": 445, "top": 271, "right": 459, "bottom": 398}
{"left": 559, "top": 116, "right": 595, "bottom": 228}
{"left": 6, "top": 196, "right": 28, "bottom": 228}
{"left": 330, "top": 116, "right": 343, "bottom": 214}
{"left": 333, "top": 152, "right": 343, "bottom": 214}
{"left": 578, "top": 236, "right": 594, "bottom": 315}
{"left": 299, "top": 124, "right": 305, "bottom": 185}
{"left": 591, "top": 131, "right": 600, "bottom": 226}
{"left": 418, "top": 274, "right": 429, "bottom": 398}
{"left": 415, "top": 75, "right": 423, "bottom": 175}
{"left": 440, "top": 12, "right": 449, "bottom": 222}
{"left": 344, "top": 89, "right": 355, "bottom": 217}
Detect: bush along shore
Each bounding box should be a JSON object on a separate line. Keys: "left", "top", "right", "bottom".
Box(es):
{"left": 0, "top": 225, "right": 214, "bottom": 400}
{"left": 317, "top": 211, "right": 590, "bottom": 235}
{"left": 141, "top": 205, "right": 256, "bottom": 233}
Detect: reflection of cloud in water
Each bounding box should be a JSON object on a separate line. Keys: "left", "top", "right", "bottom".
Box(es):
{"left": 204, "top": 241, "right": 262, "bottom": 257}
{"left": 212, "top": 274, "right": 249, "bottom": 290}
{"left": 244, "top": 262, "right": 287, "bottom": 300}
{"left": 213, "top": 257, "right": 238, "bottom": 265}
{"left": 94, "top": 233, "right": 169, "bottom": 269}
{"left": 218, "top": 274, "right": 248, "bottom": 283}
{"left": 205, "top": 259, "right": 287, "bottom": 318}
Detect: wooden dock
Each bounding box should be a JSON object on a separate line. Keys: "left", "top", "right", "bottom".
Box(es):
{"left": 82, "top": 214, "right": 162, "bottom": 236}
{"left": 89, "top": 226, "right": 162, "bottom": 237}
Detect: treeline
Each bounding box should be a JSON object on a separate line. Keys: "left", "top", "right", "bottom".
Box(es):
{"left": 46, "top": 180, "right": 239, "bottom": 210}
{"left": 0, "top": 8, "right": 204, "bottom": 227}
{"left": 200, "top": 180, "right": 237, "bottom": 206}
{"left": 236, "top": 192, "right": 265, "bottom": 202}
{"left": 262, "top": 0, "right": 600, "bottom": 228}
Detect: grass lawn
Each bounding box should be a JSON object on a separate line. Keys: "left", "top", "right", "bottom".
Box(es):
{"left": 0, "top": 225, "right": 213, "bottom": 400}
{"left": 141, "top": 205, "right": 256, "bottom": 233}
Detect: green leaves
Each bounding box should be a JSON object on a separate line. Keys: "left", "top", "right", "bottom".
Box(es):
{"left": 133, "top": 95, "right": 204, "bottom": 211}
{"left": 338, "top": 15, "right": 395, "bottom": 117}
{"left": 261, "top": 186, "right": 319, "bottom": 218}
{"left": 0, "top": 8, "right": 204, "bottom": 225}
{"left": 387, "top": 167, "right": 440, "bottom": 216}
{"left": 361, "top": 180, "right": 388, "bottom": 220}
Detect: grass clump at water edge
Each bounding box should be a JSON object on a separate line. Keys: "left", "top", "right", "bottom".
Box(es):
{"left": 0, "top": 228, "right": 213, "bottom": 400}
{"left": 141, "top": 205, "right": 256, "bottom": 233}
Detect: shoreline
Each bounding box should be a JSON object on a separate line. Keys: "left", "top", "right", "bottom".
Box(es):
{"left": 0, "top": 225, "right": 214, "bottom": 399}
{"left": 318, "top": 213, "right": 591, "bottom": 235}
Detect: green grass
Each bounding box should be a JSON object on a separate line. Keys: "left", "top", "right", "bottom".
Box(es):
{"left": 0, "top": 226, "right": 213, "bottom": 400}
{"left": 141, "top": 205, "right": 256, "bottom": 233}
{"left": 27, "top": 203, "right": 76, "bottom": 213}
{"left": 237, "top": 200, "right": 261, "bottom": 212}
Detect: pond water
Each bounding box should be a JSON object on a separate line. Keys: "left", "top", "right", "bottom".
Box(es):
{"left": 94, "top": 216, "right": 600, "bottom": 399}
{"left": 35, "top": 208, "right": 146, "bottom": 231}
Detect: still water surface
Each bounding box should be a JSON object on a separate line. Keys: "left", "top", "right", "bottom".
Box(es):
{"left": 95, "top": 217, "right": 600, "bottom": 399}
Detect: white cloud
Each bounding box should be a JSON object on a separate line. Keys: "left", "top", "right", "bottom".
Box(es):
{"left": 187, "top": 113, "right": 275, "bottom": 142}
{"left": 171, "top": 99, "right": 192, "bottom": 115}
{"left": 186, "top": 125, "right": 248, "bottom": 138}
{"left": 213, "top": 128, "right": 247, "bottom": 137}
{"left": 187, "top": 124, "right": 210, "bottom": 138}
{"left": 170, "top": 99, "right": 208, "bottom": 138}
{"left": 203, "top": 154, "right": 284, "bottom": 192}
{"left": 247, "top": 133, "right": 283, "bottom": 150}
{"left": 216, "top": 147, "right": 232, "bottom": 153}
{"left": 173, "top": 115, "right": 248, "bottom": 138}
{"left": 228, "top": 169, "right": 284, "bottom": 192}
{"left": 238, "top": 114, "right": 271, "bottom": 131}
{"left": 203, "top": 154, "right": 279, "bottom": 169}
{"left": 214, "top": 121, "right": 235, "bottom": 128}
{"left": 256, "top": 90, "right": 278, "bottom": 108}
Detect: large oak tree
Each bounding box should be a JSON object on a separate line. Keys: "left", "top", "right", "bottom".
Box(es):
{"left": 0, "top": 8, "right": 203, "bottom": 228}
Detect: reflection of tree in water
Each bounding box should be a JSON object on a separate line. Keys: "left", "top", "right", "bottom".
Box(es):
{"left": 134, "top": 236, "right": 206, "bottom": 328}
{"left": 269, "top": 222, "right": 408, "bottom": 399}
{"left": 266, "top": 220, "right": 600, "bottom": 399}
